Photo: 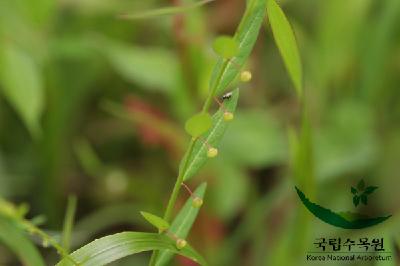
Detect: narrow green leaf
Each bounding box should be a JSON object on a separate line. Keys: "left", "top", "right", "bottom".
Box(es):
{"left": 181, "top": 88, "right": 239, "bottom": 181}
{"left": 0, "top": 215, "right": 46, "bottom": 266}
{"left": 267, "top": 0, "right": 302, "bottom": 96}
{"left": 213, "top": 36, "right": 239, "bottom": 59}
{"left": 118, "top": 0, "right": 215, "bottom": 20}
{"left": 155, "top": 183, "right": 207, "bottom": 266}
{"left": 56, "top": 232, "right": 207, "bottom": 266}
{"left": 140, "top": 212, "right": 170, "bottom": 232}
{"left": 0, "top": 44, "right": 44, "bottom": 137}
{"left": 351, "top": 187, "right": 358, "bottom": 195}
{"left": 61, "top": 195, "right": 77, "bottom": 254}
{"left": 185, "top": 113, "right": 212, "bottom": 137}
{"left": 209, "top": 0, "right": 266, "bottom": 96}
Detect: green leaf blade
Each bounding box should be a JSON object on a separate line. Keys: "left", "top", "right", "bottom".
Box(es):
{"left": 181, "top": 88, "right": 239, "bottom": 181}
{"left": 56, "top": 232, "right": 207, "bottom": 266}
{"left": 155, "top": 183, "right": 207, "bottom": 266}
{"left": 185, "top": 113, "right": 212, "bottom": 138}
{"left": 210, "top": 0, "right": 266, "bottom": 96}
{"left": 140, "top": 212, "right": 170, "bottom": 232}
{"left": 267, "top": 0, "right": 302, "bottom": 96}
{"left": 0, "top": 44, "right": 44, "bottom": 137}
{"left": 0, "top": 216, "right": 46, "bottom": 266}
{"left": 213, "top": 36, "right": 239, "bottom": 59}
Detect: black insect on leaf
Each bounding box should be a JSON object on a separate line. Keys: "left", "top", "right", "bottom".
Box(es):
{"left": 353, "top": 195, "right": 360, "bottom": 207}
{"left": 357, "top": 179, "right": 365, "bottom": 191}
{"left": 364, "top": 186, "right": 378, "bottom": 195}
{"left": 351, "top": 187, "right": 358, "bottom": 195}
{"left": 361, "top": 194, "right": 368, "bottom": 205}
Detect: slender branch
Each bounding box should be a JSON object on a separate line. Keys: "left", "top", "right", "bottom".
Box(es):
{"left": 149, "top": 59, "right": 229, "bottom": 266}
{"left": 148, "top": 138, "right": 196, "bottom": 266}
{"left": 202, "top": 60, "right": 230, "bottom": 112}
{"left": 163, "top": 138, "right": 197, "bottom": 222}
{"left": 181, "top": 182, "right": 194, "bottom": 196}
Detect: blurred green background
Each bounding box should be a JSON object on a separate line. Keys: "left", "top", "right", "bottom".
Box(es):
{"left": 0, "top": 0, "right": 400, "bottom": 265}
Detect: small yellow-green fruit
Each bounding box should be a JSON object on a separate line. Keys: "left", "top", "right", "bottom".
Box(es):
{"left": 223, "top": 112, "right": 234, "bottom": 121}
{"left": 176, "top": 239, "right": 187, "bottom": 249}
{"left": 192, "top": 197, "right": 203, "bottom": 208}
{"left": 207, "top": 147, "right": 218, "bottom": 158}
{"left": 240, "top": 70, "right": 252, "bottom": 82}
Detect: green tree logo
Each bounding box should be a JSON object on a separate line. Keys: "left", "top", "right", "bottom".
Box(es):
{"left": 295, "top": 179, "right": 391, "bottom": 229}
{"left": 351, "top": 179, "right": 378, "bottom": 207}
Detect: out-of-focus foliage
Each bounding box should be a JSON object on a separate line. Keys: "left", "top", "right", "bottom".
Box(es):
{"left": 0, "top": 0, "right": 399, "bottom": 265}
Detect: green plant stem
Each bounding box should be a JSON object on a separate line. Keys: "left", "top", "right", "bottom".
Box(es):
{"left": 148, "top": 59, "right": 229, "bottom": 266}
{"left": 163, "top": 138, "right": 197, "bottom": 223}
{"left": 22, "top": 221, "right": 80, "bottom": 266}
{"left": 148, "top": 138, "right": 196, "bottom": 266}
{"left": 202, "top": 60, "right": 230, "bottom": 112}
